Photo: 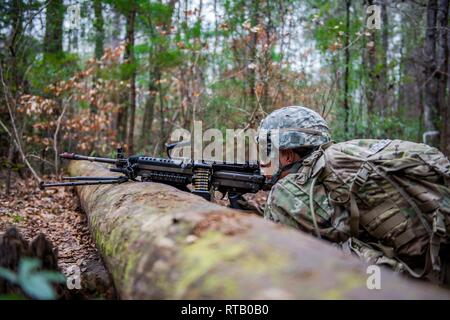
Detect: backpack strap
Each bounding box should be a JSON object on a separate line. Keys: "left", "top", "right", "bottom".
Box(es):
{"left": 430, "top": 210, "right": 446, "bottom": 272}
{"left": 298, "top": 143, "right": 334, "bottom": 239}
{"left": 417, "top": 154, "right": 450, "bottom": 188}
{"left": 348, "top": 162, "right": 372, "bottom": 236}
{"left": 309, "top": 175, "right": 322, "bottom": 239}
{"left": 347, "top": 140, "right": 393, "bottom": 237}
{"left": 296, "top": 149, "right": 324, "bottom": 185}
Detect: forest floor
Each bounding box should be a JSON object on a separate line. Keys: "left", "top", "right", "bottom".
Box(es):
{"left": 0, "top": 171, "right": 269, "bottom": 300}
{"left": 0, "top": 173, "right": 116, "bottom": 299}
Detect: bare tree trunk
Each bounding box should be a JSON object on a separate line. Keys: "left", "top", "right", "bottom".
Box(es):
{"left": 260, "top": 1, "right": 273, "bottom": 115}
{"left": 179, "top": 0, "right": 192, "bottom": 129}
{"left": 423, "top": 0, "right": 440, "bottom": 147}
{"left": 2, "top": 0, "right": 40, "bottom": 184}
{"left": 192, "top": 0, "right": 205, "bottom": 121}
{"left": 446, "top": 29, "right": 450, "bottom": 156}
{"left": 4, "top": 0, "right": 23, "bottom": 193}
{"left": 396, "top": 9, "right": 405, "bottom": 115}
{"left": 397, "top": 5, "right": 423, "bottom": 121}
{"left": 140, "top": 10, "right": 158, "bottom": 152}
{"left": 343, "top": 0, "right": 351, "bottom": 135}
{"left": 110, "top": 6, "right": 122, "bottom": 48}
{"left": 247, "top": 0, "right": 259, "bottom": 114}
{"left": 366, "top": 0, "right": 377, "bottom": 121}
{"left": 93, "top": 0, "right": 105, "bottom": 60}
{"left": 140, "top": 64, "right": 157, "bottom": 152}
{"left": 153, "top": 0, "right": 176, "bottom": 156}
{"left": 90, "top": 0, "right": 104, "bottom": 118}
{"left": 437, "top": 0, "right": 449, "bottom": 154}
{"left": 116, "top": 99, "right": 128, "bottom": 144}
{"left": 43, "top": 0, "right": 64, "bottom": 56}
{"left": 158, "top": 72, "right": 166, "bottom": 153}
{"left": 126, "top": 8, "right": 136, "bottom": 155}
{"left": 380, "top": 0, "right": 389, "bottom": 117}
{"left": 114, "top": 7, "right": 127, "bottom": 146}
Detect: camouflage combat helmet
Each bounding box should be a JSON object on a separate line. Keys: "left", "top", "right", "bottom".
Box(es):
{"left": 258, "top": 106, "right": 331, "bottom": 149}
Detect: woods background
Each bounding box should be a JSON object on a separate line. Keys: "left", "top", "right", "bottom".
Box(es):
{"left": 1, "top": 0, "right": 449, "bottom": 191}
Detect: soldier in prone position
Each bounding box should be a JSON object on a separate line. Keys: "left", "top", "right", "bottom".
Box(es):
{"left": 252, "top": 106, "right": 450, "bottom": 285}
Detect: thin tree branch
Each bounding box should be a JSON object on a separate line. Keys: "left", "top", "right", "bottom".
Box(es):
{"left": 53, "top": 96, "right": 72, "bottom": 174}
{"left": 0, "top": 65, "right": 41, "bottom": 182}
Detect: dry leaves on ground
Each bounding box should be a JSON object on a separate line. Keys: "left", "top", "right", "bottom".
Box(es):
{"left": 0, "top": 175, "right": 114, "bottom": 298}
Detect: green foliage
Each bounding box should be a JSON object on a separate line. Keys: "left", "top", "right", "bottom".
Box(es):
{"left": 29, "top": 53, "right": 80, "bottom": 94}
{"left": 134, "top": 43, "right": 151, "bottom": 56}
{"left": 313, "top": 18, "right": 344, "bottom": 52}
{"left": 78, "top": 100, "right": 90, "bottom": 110}
{"left": 148, "top": 2, "right": 173, "bottom": 24}
{"left": 330, "top": 105, "right": 422, "bottom": 143}
{"left": 12, "top": 213, "right": 25, "bottom": 223}
{"left": 138, "top": 1, "right": 173, "bottom": 33}
{"left": 271, "top": 48, "right": 282, "bottom": 63}
{"left": 0, "top": 258, "right": 66, "bottom": 300}
{"left": 203, "top": 78, "right": 249, "bottom": 131}
{"left": 120, "top": 61, "right": 138, "bottom": 80}
{"left": 366, "top": 114, "right": 422, "bottom": 142}
{"left": 154, "top": 49, "right": 183, "bottom": 69}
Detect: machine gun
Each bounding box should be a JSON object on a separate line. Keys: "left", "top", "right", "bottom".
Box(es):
{"left": 39, "top": 147, "right": 269, "bottom": 209}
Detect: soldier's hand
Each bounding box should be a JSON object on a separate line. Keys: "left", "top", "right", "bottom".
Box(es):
{"left": 238, "top": 191, "right": 269, "bottom": 215}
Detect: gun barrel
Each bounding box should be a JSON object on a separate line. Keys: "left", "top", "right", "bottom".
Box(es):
{"left": 39, "top": 176, "right": 129, "bottom": 189}
{"left": 59, "top": 152, "right": 116, "bottom": 164}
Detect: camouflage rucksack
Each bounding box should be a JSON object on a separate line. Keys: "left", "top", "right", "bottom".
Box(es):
{"left": 265, "top": 139, "right": 450, "bottom": 278}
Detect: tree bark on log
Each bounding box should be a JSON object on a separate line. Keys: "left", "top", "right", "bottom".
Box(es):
{"left": 69, "top": 161, "right": 450, "bottom": 299}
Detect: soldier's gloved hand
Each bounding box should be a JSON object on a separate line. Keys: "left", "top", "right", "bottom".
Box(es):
{"left": 230, "top": 192, "right": 268, "bottom": 215}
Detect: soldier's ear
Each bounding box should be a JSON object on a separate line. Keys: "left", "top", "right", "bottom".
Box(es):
{"left": 285, "top": 149, "right": 297, "bottom": 163}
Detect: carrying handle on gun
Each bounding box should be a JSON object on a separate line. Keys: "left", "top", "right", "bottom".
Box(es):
{"left": 165, "top": 141, "right": 191, "bottom": 159}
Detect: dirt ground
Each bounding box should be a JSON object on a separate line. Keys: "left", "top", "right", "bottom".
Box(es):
{"left": 0, "top": 174, "right": 116, "bottom": 299}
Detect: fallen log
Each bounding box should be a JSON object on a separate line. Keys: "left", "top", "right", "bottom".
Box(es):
{"left": 69, "top": 160, "right": 450, "bottom": 299}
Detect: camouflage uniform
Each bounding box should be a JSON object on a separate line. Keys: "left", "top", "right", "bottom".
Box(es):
{"left": 258, "top": 106, "right": 450, "bottom": 280}
{"left": 262, "top": 140, "right": 414, "bottom": 271}
{"left": 259, "top": 106, "right": 336, "bottom": 236}
{"left": 260, "top": 106, "right": 345, "bottom": 240}
{"left": 262, "top": 139, "right": 443, "bottom": 275}
{"left": 264, "top": 166, "right": 350, "bottom": 242}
